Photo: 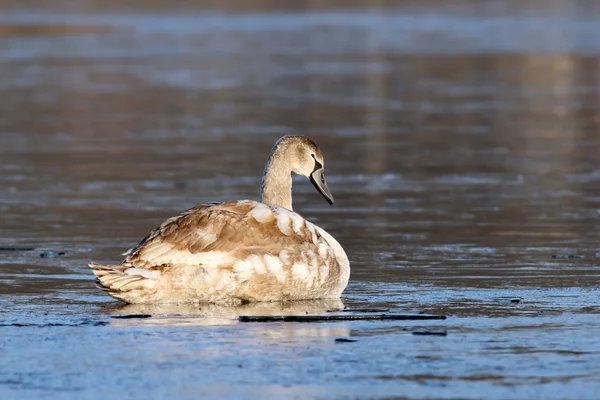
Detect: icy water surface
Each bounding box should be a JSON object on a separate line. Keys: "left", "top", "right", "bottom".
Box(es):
{"left": 1, "top": 0, "right": 600, "bottom": 398}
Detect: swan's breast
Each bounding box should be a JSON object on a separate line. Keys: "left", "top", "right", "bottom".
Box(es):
{"left": 228, "top": 203, "right": 345, "bottom": 290}
{"left": 230, "top": 248, "right": 331, "bottom": 289}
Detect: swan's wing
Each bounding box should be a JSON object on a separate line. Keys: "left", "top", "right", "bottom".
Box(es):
{"left": 121, "top": 200, "right": 336, "bottom": 271}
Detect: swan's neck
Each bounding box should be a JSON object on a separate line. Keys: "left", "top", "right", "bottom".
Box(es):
{"left": 260, "top": 144, "right": 293, "bottom": 210}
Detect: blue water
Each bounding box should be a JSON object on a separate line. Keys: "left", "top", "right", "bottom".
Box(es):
{"left": 1, "top": 0, "right": 600, "bottom": 398}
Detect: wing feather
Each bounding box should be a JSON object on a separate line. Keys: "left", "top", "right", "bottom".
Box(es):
{"left": 121, "top": 201, "right": 325, "bottom": 271}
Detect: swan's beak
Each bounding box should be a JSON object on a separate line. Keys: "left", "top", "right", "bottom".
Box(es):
{"left": 309, "top": 168, "right": 334, "bottom": 205}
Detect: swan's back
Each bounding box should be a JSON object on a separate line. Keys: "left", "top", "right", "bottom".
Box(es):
{"left": 91, "top": 200, "right": 349, "bottom": 303}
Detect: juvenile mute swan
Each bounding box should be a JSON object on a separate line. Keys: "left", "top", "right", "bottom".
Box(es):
{"left": 90, "top": 135, "right": 350, "bottom": 303}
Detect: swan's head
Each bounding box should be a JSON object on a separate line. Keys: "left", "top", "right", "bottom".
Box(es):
{"left": 277, "top": 135, "right": 334, "bottom": 205}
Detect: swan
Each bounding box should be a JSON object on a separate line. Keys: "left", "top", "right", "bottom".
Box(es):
{"left": 90, "top": 135, "right": 350, "bottom": 303}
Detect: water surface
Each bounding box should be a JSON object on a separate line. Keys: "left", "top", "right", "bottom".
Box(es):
{"left": 1, "top": 0, "right": 600, "bottom": 398}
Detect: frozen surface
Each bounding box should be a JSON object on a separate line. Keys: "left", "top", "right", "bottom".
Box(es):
{"left": 1, "top": 0, "right": 600, "bottom": 398}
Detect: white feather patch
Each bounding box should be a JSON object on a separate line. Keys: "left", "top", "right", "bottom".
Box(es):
{"left": 124, "top": 268, "right": 160, "bottom": 279}
{"left": 290, "top": 212, "right": 305, "bottom": 235}
{"left": 319, "top": 264, "right": 330, "bottom": 283}
{"left": 264, "top": 254, "right": 286, "bottom": 282}
{"left": 318, "top": 242, "right": 330, "bottom": 259}
{"left": 275, "top": 209, "right": 292, "bottom": 236}
{"left": 194, "top": 229, "right": 217, "bottom": 246}
{"left": 279, "top": 249, "right": 293, "bottom": 265}
{"left": 248, "top": 203, "right": 272, "bottom": 223}
{"left": 306, "top": 223, "right": 318, "bottom": 244}
{"left": 232, "top": 259, "right": 254, "bottom": 281}
{"left": 122, "top": 247, "right": 134, "bottom": 256}
{"left": 291, "top": 262, "right": 310, "bottom": 282}
{"left": 247, "top": 254, "right": 267, "bottom": 274}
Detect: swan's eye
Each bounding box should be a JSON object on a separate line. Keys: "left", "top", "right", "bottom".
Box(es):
{"left": 321, "top": 175, "right": 325, "bottom": 183}
{"left": 311, "top": 154, "right": 323, "bottom": 171}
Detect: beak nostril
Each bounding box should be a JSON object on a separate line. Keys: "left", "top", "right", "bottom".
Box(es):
{"left": 309, "top": 168, "right": 333, "bottom": 206}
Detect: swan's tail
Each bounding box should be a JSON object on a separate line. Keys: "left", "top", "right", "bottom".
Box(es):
{"left": 89, "top": 263, "right": 156, "bottom": 303}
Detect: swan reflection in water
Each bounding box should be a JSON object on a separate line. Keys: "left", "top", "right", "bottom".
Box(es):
{"left": 107, "top": 298, "right": 350, "bottom": 337}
